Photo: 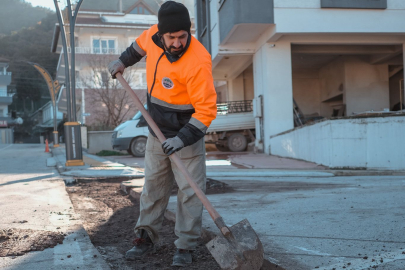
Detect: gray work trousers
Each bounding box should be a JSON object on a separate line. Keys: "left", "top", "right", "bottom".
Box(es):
{"left": 135, "top": 133, "right": 206, "bottom": 250}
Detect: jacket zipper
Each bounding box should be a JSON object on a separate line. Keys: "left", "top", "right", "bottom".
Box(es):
{"left": 149, "top": 52, "right": 165, "bottom": 98}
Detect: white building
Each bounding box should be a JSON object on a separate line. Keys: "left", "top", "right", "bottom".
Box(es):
{"left": 0, "top": 58, "right": 13, "bottom": 126}
{"left": 30, "top": 101, "right": 64, "bottom": 139}
{"left": 51, "top": 0, "right": 195, "bottom": 128}
{"left": 196, "top": 0, "right": 405, "bottom": 169}
{"left": 0, "top": 58, "right": 16, "bottom": 144}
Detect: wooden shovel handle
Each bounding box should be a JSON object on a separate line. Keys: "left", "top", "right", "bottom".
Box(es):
{"left": 116, "top": 73, "right": 230, "bottom": 236}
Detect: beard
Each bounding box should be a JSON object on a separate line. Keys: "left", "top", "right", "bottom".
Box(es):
{"left": 161, "top": 38, "right": 185, "bottom": 55}
{"left": 167, "top": 45, "right": 184, "bottom": 56}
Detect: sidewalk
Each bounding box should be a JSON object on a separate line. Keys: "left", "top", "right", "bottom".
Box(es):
{"left": 51, "top": 145, "right": 144, "bottom": 181}
{"left": 0, "top": 144, "right": 109, "bottom": 270}
{"left": 52, "top": 145, "right": 338, "bottom": 179}
{"left": 105, "top": 150, "right": 405, "bottom": 177}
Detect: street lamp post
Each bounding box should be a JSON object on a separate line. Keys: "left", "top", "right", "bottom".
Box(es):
{"left": 28, "top": 62, "right": 62, "bottom": 147}
{"left": 54, "top": 0, "right": 85, "bottom": 166}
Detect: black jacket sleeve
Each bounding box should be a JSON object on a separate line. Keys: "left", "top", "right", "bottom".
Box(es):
{"left": 177, "top": 123, "right": 206, "bottom": 148}
{"left": 119, "top": 43, "right": 144, "bottom": 67}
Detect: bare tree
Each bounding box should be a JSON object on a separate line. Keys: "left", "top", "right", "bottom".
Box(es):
{"left": 80, "top": 55, "right": 146, "bottom": 130}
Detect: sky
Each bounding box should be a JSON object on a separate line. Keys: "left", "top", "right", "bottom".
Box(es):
{"left": 24, "top": 0, "right": 58, "bottom": 11}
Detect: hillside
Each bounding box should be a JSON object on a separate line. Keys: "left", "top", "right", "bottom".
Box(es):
{"left": 0, "top": 12, "right": 59, "bottom": 114}
{"left": 0, "top": 0, "right": 53, "bottom": 36}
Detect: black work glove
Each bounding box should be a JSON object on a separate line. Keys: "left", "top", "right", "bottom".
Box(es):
{"left": 162, "top": 136, "right": 184, "bottom": 156}
{"left": 107, "top": 59, "right": 125, "bottom": 79}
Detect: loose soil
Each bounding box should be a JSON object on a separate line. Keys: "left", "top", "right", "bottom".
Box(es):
{"left": 66, "top": 179, "right": 285, "bottom": 270}
{"left": 0, "top": 228, "right": 65, "bottom": 257}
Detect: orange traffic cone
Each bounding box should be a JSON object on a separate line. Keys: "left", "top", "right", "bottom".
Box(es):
{"left": 45, "top": 139, "right": 49, "bottom": 153}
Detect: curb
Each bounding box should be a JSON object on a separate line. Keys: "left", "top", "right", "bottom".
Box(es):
{"left": 331, "top": 170, "right": 405, "bottom": 176}
{"left": 51, "top": 148, "right": 68, "bottom": 174}
{"left": 60, "top": 169, "right": 144, "bottom": 179}
{"left": 121, "top": 180, "right": 144, "bottom": 200}
{"left": 51, "top": 148, "right": 145, "bottom": 179}
{"left": 206, "top": 169, "right": 405, "bottom": 177}
{"left": 206, "top": 170, "right": 335, "bottom": 177}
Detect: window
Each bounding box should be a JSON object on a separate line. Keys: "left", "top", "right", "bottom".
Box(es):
{"left": 130, "top": 4, "right": 152, "bottom": 15}
{"left": 0, "top": 87, "right": 6, "bottom": 97}
{"left": 0, "top": 109, "right": 3, "bottom": 116}
{"left": 75, "top": 71, "right": 83, "bottom": 88}
{"left": 197, "top": 0, "right": 210, "bottom": 53}
{"left": 93, "top": 71, "right": 109, "bottom": 88}
{"left": 92, "top": 38, "right": 116, "bottom": 54}
{"left": 200, "top": 0, "right": 207, "bottom": 36}
{"left": 130, "top": 70, "right": 147, "bottom": 90}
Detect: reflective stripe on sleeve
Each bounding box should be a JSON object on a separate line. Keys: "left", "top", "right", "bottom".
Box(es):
{"left": 150, "top": 96, "right": 194, "bottom": 111}
{"left": 133, "top": 41, "right": 146, "bottom": 56}
{"left": 189, "top": 117, "right": 208, "bottom": 133}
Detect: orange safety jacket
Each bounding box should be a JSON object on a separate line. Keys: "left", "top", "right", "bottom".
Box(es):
{"left": 119, "top": 24, "right": 217, "bottom": 147}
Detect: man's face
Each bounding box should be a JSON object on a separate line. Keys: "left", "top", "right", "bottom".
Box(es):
{"left": 161, "top": 30, "right": 189, "bottom": 55}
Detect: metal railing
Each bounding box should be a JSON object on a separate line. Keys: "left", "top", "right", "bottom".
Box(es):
{"left": 0, "top": 90, "right": 14, "bottom": 97}
{"left": 67, "top": 47, "right": 128, "bottom": 55}
{"left": 216, "top": 100, "right": 253, "bottom": 114}
{"left": 0, "top": 72, "right": 11, "bottom": 76}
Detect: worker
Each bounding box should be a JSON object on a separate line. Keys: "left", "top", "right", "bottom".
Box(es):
{"left": 108, "top": 1, "right": 217, "bottom": 267}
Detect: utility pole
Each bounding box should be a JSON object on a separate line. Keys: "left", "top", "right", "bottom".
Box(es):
{"left": 54, "top": 0, "right": 85, "bottom": 166}
{"left": 28, "top": 62, "right": 62, "bottom": 147}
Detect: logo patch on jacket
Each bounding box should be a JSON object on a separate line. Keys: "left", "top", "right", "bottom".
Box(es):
{"left": 162, "top": 77, "right": 174, "bottom": 89}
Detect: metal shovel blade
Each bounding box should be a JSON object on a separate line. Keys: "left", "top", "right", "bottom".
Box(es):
{"left": 206, "top": 219, "right": 264, "bottom": 270}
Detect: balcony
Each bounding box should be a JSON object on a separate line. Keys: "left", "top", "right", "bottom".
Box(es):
{"left": 218, "top": 0, "right": 274, "bottom": 44}
{"left": 0, "top": 71, "right": 12, "bottom": 85}
{"left": 321, "top": 0, "right": 387, "bottom": 9}
{"left": 67, "top": 47, "right": 128, "bottom": 55}
{"left": 0, "top": 95, "right": 13, "bottom": 105}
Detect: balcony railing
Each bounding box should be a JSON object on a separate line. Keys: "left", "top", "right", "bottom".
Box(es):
{"left": 0, "top": 90, "right": 14, "bottom": 97}
{"left": 0, "top": 72, "right": 12, "bottom": 85}
{"left": 75, "top": 81, "right": 147, "bottom": 89}
{"left": 67, "top": 47, "right": 128, "bottom": 55}
{"left": 218, "top": 0, "right": 274, "bottom": 43}
{"left": 0, "top": 96, "right": 13, "bottom": 105}
{"left": 216, "top": 100, "right": 253, "bottom": 115}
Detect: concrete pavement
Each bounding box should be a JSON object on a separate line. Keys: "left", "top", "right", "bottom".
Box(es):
{"left": 0, "top": 144, "right": 109, "bottom": 270}
{"left": 51, "top": 145, "right": 144, "bottom": 180}
{"left": 105, "top": 150, "right": 405, "bottom": 177}
{"left": 166, "top": 175, "right": 405, "bottom": 270}
{"left": 113, "top": 148, "right": 405, "bottom": 269}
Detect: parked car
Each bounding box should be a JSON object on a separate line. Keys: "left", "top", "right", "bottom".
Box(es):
{"left": 112, "top": 107, "right": 148, "bottom": 157}
{"left": 112, "top": 100, "right": 255, "bottom": 157}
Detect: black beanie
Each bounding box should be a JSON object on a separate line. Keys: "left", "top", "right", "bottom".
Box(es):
{"left": 158, "top": 1, "right": 191, "bottom": 35}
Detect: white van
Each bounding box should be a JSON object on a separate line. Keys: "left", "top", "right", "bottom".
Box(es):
{"left": 112, "top": 101, "right": 256, "bottom": 157}
{"left": 111, "top": 108, "right": 148, "bottom": 157}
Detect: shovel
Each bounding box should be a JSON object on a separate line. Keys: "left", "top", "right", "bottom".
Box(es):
{"left": 116, "top": 73, "right": 264, "bottom": 270}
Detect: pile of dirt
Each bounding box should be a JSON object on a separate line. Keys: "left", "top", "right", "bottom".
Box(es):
{"left": 0, "top": 228, "right": 65, "bottom": 257}
{"left": 67, "top": 181, "right": 222, "bottom": 269}
{"left": 171, "top": 178, "right": 233, "bottom": 195}
{"left": 66, "top": 180, "right": 284, "bottom": 270}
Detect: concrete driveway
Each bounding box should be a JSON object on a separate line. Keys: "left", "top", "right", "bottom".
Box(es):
{"left": 167, "top": 175, "right": 405, "bottom": 270}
